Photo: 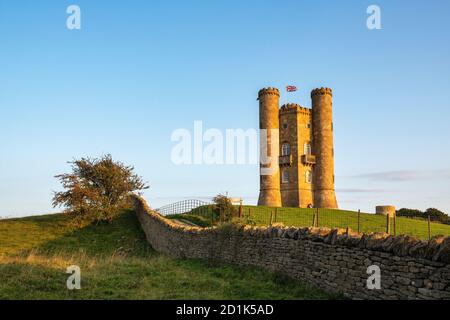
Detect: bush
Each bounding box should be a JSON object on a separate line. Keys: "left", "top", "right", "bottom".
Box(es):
{"left": 213, "top": 194, "right": 237, "bottom": 223}
{"left": 397, "top": 208, "right": 450, "bottom": 225}
{"left": 52, "top": 155, "right": 148, "bottom": 224}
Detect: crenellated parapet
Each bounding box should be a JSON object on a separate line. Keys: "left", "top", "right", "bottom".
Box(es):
{"left": 258, "top": 87, "right": 280, "bottom": 99}
{"left": 280, "top": 103, "right": 311, "bottom": 115}
{"left": 311, "top": 87, "right": 333, "bottom": 98}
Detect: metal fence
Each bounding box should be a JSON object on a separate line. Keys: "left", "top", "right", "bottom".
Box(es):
{"left": 155, "top": 199, "right": 211, "bottom": 216}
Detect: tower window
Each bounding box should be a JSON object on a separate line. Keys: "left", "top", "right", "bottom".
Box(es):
{"left": 304, "top": 142, "right": 311, "bottom": 155}
{"left": 306, "top": 170, "right": 312, "bottom": 184}
{"left": 282, "top": 169, "right": 289, "bottom": 183}
{"left": 281, "top": 143, "right": 291, "bottom": 156}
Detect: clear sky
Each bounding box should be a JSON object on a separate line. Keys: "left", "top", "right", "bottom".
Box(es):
{"left": 1, "top": 0, "right": 450, "bottom": 217}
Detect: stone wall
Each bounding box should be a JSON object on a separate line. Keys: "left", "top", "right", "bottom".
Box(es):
{"left": 132, "top": 195, "right": 450, "bottom": 300}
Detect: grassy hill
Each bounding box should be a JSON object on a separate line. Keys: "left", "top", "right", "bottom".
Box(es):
{"left": 0, "top": 210, "right": 335, "bottom": 300}
{"left": 190, "top": 205, "right": 450, "bottom": 240}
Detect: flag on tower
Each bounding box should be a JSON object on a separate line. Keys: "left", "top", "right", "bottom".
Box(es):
{"left": 286, "top": 85, "right": 297, "bottom": 92}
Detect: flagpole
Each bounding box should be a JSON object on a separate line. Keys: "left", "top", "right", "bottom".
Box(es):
{"left": 285, "top": 86, "right": 288, "bottom": 106}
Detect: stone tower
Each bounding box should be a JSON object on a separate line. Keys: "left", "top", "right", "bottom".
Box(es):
{"left": 278, "top": 104, "right": 314, "bottom": 207}
{"left": 257, "top": 86, "right": 338, "bottom": 209}
{"left": 311, "top": 88, "right": 338, "bottom": 208}
{"left": 257, "top": 88, "right": 282, "bottom": 207}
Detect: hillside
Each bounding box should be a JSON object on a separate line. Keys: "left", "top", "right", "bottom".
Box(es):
{"left": 0, "top": 210, "right": 334, "bottom": 300}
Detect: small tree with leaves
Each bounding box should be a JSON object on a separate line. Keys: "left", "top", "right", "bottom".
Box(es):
{"left": 213, "top": 194, "right": 236, "bottom": 223}
{"left": 52, "top": 155, "right": 148, "bottom": 223}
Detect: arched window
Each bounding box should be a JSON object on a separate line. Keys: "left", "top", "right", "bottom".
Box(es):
{"left": 306, "top": 170, "right": 312, "bottom": 184}
{"left": 281, "top": 143, "right": 291, "bottom": 156}
{"left": 282, "top": 169, "right": 289, "bottom": 183}
{"left": 304, "top": 142, "right": 311, "bottom": 155}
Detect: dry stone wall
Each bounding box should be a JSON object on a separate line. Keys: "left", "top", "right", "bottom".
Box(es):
{"left": 132, "top": 195, "right": 450, "bottom": 300}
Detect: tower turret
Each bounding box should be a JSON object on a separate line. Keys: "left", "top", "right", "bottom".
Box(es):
{"left": 257, "top": 87, "right": 282, "bottom": 207}
{"left": 311, "top": 88, "right": 338, "bottom": 208}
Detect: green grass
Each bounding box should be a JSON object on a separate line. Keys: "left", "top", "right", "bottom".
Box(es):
{"left": 189, "top": 205, "right": 450, "bottom": 240}
{"left": 165, "top": 213, "right": 212, "bottom": 227}
{"left": 0, "top": 210, "right": 335, "bottom": 300}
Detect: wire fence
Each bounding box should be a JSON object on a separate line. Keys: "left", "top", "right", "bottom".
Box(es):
{"left": 237, "top": 206, "right": 450, "bottom": 241}
{"left": 193, "top": 205, "right": 450, "bottom": 241}
{"left": 156, "top": 199, "right": 450, "bottom": 241}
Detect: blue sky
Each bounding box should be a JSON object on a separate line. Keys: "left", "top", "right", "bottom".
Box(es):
{"left": 1, "top": 0, "right": 450, "bottom": 217}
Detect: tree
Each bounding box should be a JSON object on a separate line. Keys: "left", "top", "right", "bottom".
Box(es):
{"left": 52, "top": 155, "right": 148, "bottom": 223}
{"left": 213, "top": 194, "right": 237, "bottom": 222}
{"left": 397, "top": 207, "right": 450, "bottom": 225}
{"left": 425, "top": 208, "right": 450, "bottom": 224}
{"left": 396, "top": 208, "right": 424, "bottom": 219}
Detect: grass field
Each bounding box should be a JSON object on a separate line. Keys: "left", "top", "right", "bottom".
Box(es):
{"left": 0, "top": 210, "right": 335, "bottom": 300}
{"left": 190, "top": 205, "right": 450, "bottom": 240}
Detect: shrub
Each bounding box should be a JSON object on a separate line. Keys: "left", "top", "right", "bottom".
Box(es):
{"left": 213, "top": 194, "right": 237, "bottom": 223}
{"left": 52, "top": 155, "right": 148, "bottom": 224}
{"left": 397, "top": 208, "right": 450, "bottom": 225}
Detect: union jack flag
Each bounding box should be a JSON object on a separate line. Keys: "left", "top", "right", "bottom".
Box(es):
{"left": 286, "top": 85, "right": 297, "bottom": 92}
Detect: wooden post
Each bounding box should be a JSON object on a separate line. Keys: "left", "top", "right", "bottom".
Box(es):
{"left": 316, "top": 208, "right": 320, "bottom": 227}
{"left": 312, "top": 211, "right": 316, "bottom": 227}
{"left": 386, "top": 214, "right": 390, "bottom": 234}
{"left": 274, "top": 208, "right": 278, "bottom": 223}
{"left": 357, "top": 209, "right": 361, "bottom": 234}
{"left": 428, "top": 215, "right": 431, "bottom": 241}
{"left": 393, "top": 211, "right": 397, "bottom": 236}
{"left": 269, "top": 211, "right": 273, "bottom": 226}
{"left": 248, "top": 208, "right": 251, "bottom": 219}
{"left": 239, "top": 204, "right": 243, "bottom": 218}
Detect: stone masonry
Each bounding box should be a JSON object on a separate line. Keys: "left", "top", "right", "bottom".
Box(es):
{"left": 132, "top": 195, "right": 450, "bottom": 300}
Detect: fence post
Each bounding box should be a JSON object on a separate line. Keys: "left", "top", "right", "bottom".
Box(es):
{"left": 269, "top": 211, "right": 273, "bottom": 226}
{"left": 386, "top": 214, "right": 390, "bottom": 234}
{"left": 312, "top": 211, "right": 316, "bottom": 227}
{"left": 239, "top": 203, "right": 243, "bottom": 218}
{"left": 274, "top": 208, "right": 278, "bottom": 223}
{"left": 248, "top": 208, "right": 251, "bottom": 219}
{"left": 393, "top": 211, "right": 397, "bottom": 236}
{"left": 211, "top": 209, "right": 214, "bottom": 227}
{"left": 428, "top": 215, "right": 431, "bottom": 241}
{"left": 357, "top": 209, "right": 361, "bottom": 234}
{"left": 316, "top": 208, "right": 320, "bottom": 227}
